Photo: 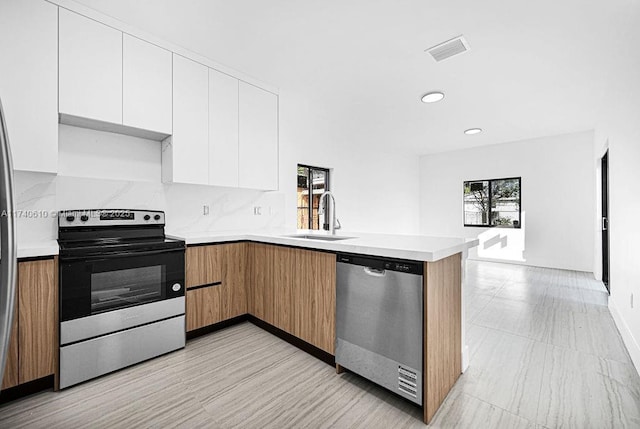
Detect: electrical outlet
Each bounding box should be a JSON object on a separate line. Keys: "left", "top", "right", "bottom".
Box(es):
{"left": 254, "top": 206, "right": 262, "bottom": 216}
{"left": 203, "top": 205, "right": 210, "bottom": 215}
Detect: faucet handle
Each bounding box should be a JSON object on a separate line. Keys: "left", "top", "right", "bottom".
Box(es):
{"left": 335, "top": 218, "right": 342, "bottom": 230}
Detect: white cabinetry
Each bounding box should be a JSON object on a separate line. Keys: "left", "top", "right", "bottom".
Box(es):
{"left": 239, "top": 83, "right": 278, "bottom": 191}
{"left": 163, "top": 55, "right": 209, "bottom": 185}
{"left": 208, "top": 69, "right": 239, "bottom": 187}
{"left": 123, "top": 35, "right": 172, "bottom": 134}
{"left": 59, "top": 8, "right": 122, "bottom": 125}
{"left": 0, "top": 0, "right": 58, "bottom": 173}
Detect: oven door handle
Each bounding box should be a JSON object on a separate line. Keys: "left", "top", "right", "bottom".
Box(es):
{"left": 61, "top": 247, "right": 185, "bottom": 262}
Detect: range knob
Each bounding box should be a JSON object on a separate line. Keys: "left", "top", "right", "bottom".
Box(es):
{"left": 144, "top": 215, "right": 151, "bottom": 221}
{"left": 154, "top": 214, "right": 161, "bottom": 221}
{"left": 66, "top": 215, "right": 75, "bottom": 222}
{"left": 80, "top": 215, "right": 89, "bottom": 222}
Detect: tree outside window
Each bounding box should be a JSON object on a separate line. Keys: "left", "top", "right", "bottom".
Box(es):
{"left": 464, "top": 177, "right": 521, "bottom": 228}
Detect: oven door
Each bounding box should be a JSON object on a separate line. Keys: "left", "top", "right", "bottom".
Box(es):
{"left": 60, "top": 247, "right": 185, "bottom": 322}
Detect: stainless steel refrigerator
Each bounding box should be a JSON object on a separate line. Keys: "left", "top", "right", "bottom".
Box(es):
{"left": 0, "top": 97, "right": 18, "bottom": 391}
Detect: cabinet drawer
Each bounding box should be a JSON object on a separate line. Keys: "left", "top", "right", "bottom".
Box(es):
{"left": 186, "top": 245, "right": 222, "bottom": 288}
{"left": 186, "top": 285, "right": 222, "bottom": 332}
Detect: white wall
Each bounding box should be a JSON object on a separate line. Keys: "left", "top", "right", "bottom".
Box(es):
{"left": 593, "top": 76, "right": 640, "bottom": 373}
{"left": 278, "top": 88, "right": 420, "bottom": 235}
{"left": 419, "top": 131, "right": 595, "bottom": 272}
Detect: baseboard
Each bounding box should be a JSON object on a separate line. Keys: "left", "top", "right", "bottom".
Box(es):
{"left": 247, "top": 315, "right": 335, "bottom": 367}
{"left": 462, "top": 345, "right": 469, "bottom": 373}
{"left": 186, "top": 314, "right": 249, "bottom": 340}
{"left": 0, "top": 375, "right": 54, "bottom": 404}
{"left": 608, "top": 299, "right": 640, "bottom": 376}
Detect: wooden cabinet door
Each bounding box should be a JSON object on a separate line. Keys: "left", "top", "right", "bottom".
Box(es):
{"left": 220, "top": 243, "right": 247, "bottom": 320}
{"left": 166, "top": 54, "right": 209, "bottom": 185}
{"left": 186, "top": 245, "right": 222, "bottom": 288}
{"left": 0, "top": 0, "right": 58, "bottom": 173}
{"left": 123, "top": 34, "right": 172, "bottom": 134}
{"left": 293, "top": 249, "right": 336, "bottom": 354}
{"left": 186, "top": 286, "right": 221, "bottom": 332}
{"left": 1, "top": 298, "right": 19, "bottom": 389}
{"left": 209, "top": 69, "right": 239, "bottom": 187}
{"left": 18, "top": 259, "right": 56, "bottom": 384}
{"left": 238, "top": 82, "right": 278, "bottom": 191}
{"left": 248, "top": 243, "right": 271, "bottom": 322}
{"left": 59, "top": 8, "right": 123, "bottom": 124}
{"left": 272, "top": 246, "right": 295, "bottom": 334}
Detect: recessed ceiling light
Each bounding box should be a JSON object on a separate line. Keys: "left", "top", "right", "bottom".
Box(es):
{"left": 464, "top": 128, "right": 482, "bottom": 135}
{"left": 421, "top": 92, "right": 445, "bottom": 103}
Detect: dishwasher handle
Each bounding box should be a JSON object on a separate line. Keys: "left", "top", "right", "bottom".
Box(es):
{"left": 363, "top": 267, "right": 386, "bottom": 277}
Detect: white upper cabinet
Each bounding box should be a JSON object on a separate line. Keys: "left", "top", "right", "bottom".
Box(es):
{"left": 0, "top": 0, "right": 58, "bottom": 173}
{"left": 59, "top": 9, "right": 122, "bottom": 124}
{"left": 123, "top": 35, "right": 172, "bottom": 134}
{"left": 209, "top": 69, "right": 239, "bottom": 187}
{"left": 164, "top": 54, "right": 209, "bottom": 185}
{"left": 239, "top": 83, "right": 279, "bottom": 191}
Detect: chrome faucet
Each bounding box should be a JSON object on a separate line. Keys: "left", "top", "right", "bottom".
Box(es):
{"left": 318, "top": 191, "right": 341, "bottom": 234}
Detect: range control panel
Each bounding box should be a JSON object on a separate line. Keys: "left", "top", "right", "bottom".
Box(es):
{"left": 58, "top": 209, "right": 165, "bottom": 227}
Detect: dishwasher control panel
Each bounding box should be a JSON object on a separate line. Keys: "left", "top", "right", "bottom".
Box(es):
{"left": 337, "top": 253, "right": 423, "bottom": 275}
{"left": 386, "top": 262, "right": 413, "bottom": 273}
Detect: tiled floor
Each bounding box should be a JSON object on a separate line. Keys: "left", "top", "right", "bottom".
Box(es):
{"left": 460, "top": 260, "right": 640, "bottom": 428}
{"left": 0, "top": 260, "right": 639, "bottom": 428}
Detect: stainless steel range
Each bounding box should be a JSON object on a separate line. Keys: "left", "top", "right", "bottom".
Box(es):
{"left": 57, "top": 209, "right": 186, "bottom": 389}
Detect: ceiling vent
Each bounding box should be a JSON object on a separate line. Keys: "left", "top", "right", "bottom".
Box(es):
{"left": 425, "top": 35, "right": 470, "bottom": 62}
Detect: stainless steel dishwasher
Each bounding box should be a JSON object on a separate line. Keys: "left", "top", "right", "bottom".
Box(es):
{"left": 336, "top": 253, "right": 423, "bottom": 405}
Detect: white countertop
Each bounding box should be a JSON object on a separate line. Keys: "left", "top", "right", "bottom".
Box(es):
{"left": 168, "top": 229, "right": 479, "bottom": 262}
{"left": 15, "top": 230, "right": 479, "bottom": 262}
{"left": 18, "top": 240, "right": 59, "bottom": 259}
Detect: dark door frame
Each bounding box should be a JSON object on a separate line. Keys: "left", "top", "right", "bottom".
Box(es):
{"left": 601, "top": 150, "right": 610, "bottom": 293}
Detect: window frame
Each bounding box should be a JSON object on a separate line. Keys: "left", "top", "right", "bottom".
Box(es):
{"left": 463, "top": 176, "right": 521, "bottom": 229}
{"left": 297, "top": 164, "right": 331, "bottom": 230}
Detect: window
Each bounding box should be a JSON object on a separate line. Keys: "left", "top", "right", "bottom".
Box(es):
{"left": 297, "top": 165, "right": 330, "bottom": 230}
{"left": 463, "top": 177, "right": 521, "bottom": 228}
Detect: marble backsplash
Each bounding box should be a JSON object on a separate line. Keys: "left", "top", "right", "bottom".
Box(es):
{"left": 14, "top": 170, "right": 286, "bottom": 246}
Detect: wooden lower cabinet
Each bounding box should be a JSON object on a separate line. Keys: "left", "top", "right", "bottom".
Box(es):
{"left": 293, "top": 249, "right": 336, "bottom": 354}
{"left": 186, "top": 243, "right": 247, "bottom": 332}
{"left": 1, "top": 258, "right": 57, "bottom": 389}
{"left": 187, "top": 242, "right": 336, "bottom": 354}
{"left": 186, "top": 285, "right": 221, "bottom": 331}
{"left": 423, "top": 253, "right": 462, "bottom": 424}
{"left": 220, "top": 243, "right": 247, "bottom": 321}
{"left": 186, "top": 245, "right": 222, "bottom": 288}
{"left": 248, "top": 243, "right": 336, "bottom": 354}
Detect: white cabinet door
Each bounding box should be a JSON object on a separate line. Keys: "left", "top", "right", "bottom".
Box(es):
{"left": 238, "top": 83, "right": 278, "bottom": 190}
{"left": 209, "top": 69, "right": 239, "bottom": 187}
{"left": 166, "top": 54, "right": 209, "bottom": 185}
{"left": 0, "top": 0, "right": 58, "bottom": 173}
{"left": 123, "top": 35, "right": 172, "bottom": 134}
{"left": 59, "top": 8, "right": 122, "bottom": 124}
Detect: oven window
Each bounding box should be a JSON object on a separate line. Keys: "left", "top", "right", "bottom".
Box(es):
{"left": 91, "top": 265, "right": 164, "bottom": 313}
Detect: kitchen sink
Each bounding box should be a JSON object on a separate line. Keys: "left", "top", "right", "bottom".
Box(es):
{"left": 284, "top": 234, "right": 355, "bottom": 241}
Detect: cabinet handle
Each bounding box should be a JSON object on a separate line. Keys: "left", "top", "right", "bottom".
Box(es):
{"left": 187, "top": 281, "right": 222, "bottom": 291}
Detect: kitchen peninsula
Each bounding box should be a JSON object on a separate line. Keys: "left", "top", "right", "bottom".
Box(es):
{"left": 169, "top": 229, "right": 478, "bottom": 424}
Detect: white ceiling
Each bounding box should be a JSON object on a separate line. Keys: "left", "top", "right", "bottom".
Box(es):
{"left": 73, "top": 0, "right": 640, "bottom": 155}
